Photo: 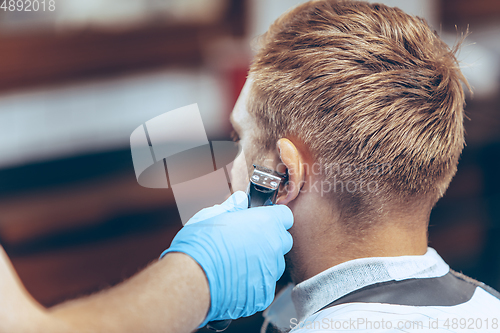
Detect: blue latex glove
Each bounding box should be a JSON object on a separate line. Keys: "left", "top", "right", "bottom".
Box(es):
{"left": 160, "top": 191, "right": 294, "bottom": 327}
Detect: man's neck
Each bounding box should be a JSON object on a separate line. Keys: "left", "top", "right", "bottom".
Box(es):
{"left": 286, "top": 194, "right": 429, "bottom": 284}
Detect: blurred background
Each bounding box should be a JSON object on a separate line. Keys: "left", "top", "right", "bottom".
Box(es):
{"left": 0, "top": 0, "right": 499, "bottom": 332}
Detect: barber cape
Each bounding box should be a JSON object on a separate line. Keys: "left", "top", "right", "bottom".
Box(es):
{"left": 262, "top": 248, "right": 500, "bottom": 333}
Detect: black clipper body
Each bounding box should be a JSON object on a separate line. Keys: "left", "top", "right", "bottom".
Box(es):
{"left": 206, "top": 165, "right": 287, "bottom": 332}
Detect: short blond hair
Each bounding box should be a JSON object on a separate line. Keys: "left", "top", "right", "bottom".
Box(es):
{"left": 248, "top": 0, "right": 469, "bottom": 224}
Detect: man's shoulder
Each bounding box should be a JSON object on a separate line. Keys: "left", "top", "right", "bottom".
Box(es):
{"left": 291, "top": 291, "right": 500, "bottom": 332}
{"left": 317, "top": 269, "right": 500, "bottom": 310}
{"left": 290, "top": 271, "right": 500, "bottom": 333}
{"left": 449, "top": 269, "right": 500, "bottom": 301}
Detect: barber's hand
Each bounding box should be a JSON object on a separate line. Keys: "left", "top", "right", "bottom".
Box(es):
{"left": 160, "top": 191, "right": 294, "bottom": 327}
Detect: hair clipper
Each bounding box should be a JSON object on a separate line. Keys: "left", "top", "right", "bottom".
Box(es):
{"left": 245, "top": 164, "right": 288, "bottom": 207}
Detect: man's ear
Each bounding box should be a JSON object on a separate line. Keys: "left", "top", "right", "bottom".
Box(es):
{"left": 276, "top": 138, "right": 306, "bottom": 205}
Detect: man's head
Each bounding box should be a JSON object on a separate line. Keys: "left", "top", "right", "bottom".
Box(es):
{"left": 229, "top": 0, "right": 468, "bottom": 279}
{"left": 232, "top": 0, "right": 467, "bottom": 220}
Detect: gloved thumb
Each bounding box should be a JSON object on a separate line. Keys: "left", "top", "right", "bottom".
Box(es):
{"left": 218, "top": 191, "right": 248, "bottom": 212}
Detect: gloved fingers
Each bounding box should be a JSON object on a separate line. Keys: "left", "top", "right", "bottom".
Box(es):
{"left": 245, "top": 205, "right": 294, "bottom": 254}
{"left": 271, "top": 204, "right": 294, "bottom": 230}
{"left": 263, "top": 283, "right": 276, "bottom": 310}
{"left": 186, "top": 191, "right": 248, "bottom": 225}
{"left": 277, "top": 254, "right": 286, "bottom": 281}
{"left": 281, "top": 230, "right": 294, "bottom": 254}
{"left": 250, "top": 204, "right": 294, "bottom": 230}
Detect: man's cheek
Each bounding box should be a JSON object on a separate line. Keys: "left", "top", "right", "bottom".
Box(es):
{"left": 229, "top": 152, "right": 250, "bottom": 192}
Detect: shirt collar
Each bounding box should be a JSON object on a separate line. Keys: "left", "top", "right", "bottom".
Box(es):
{"left": 290, "top": 247, "right": 449, "bottom": 321}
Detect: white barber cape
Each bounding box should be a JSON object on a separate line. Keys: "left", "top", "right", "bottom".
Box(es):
{"left": 262, "top": 248, "right": 500, "bottom": 333}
